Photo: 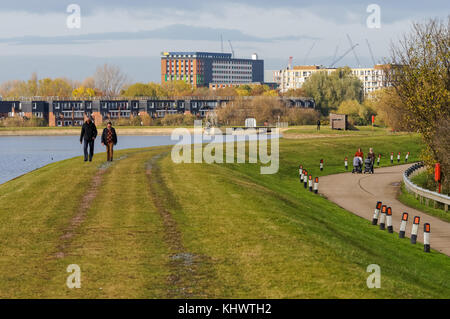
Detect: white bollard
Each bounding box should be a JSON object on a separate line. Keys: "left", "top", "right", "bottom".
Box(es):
{"left": 424, "top": 223, "right": 430, "bottom": 252}
{"left": 313, "top": 177, "right": 319, "bottom": 194}
{"left": 379, "top": 205, "right": 387, "bottom": 230}
{"left": 386, "top": 207, "right": 393, "bottom": 233}
{"left": 411, "top": 216, "right": 420, "bottom": 244}
{"left": 303, "top": 170, "right": 308, "bottom": 189}
{"left": 372, "top": 201, "right": 382, "bottom": 225}
{"left": 399, "top": 212, "right": 408, "bottom": 238}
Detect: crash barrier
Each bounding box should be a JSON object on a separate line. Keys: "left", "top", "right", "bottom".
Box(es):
{"left": 403, "top": 163, "right": 450, "bottom": 212}
{"left": 372, "top": 201, "right": 431, "bottom": 253}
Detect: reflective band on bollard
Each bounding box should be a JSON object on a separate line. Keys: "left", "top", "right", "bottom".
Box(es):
{"left": 344, "top": 157, "right": 348, "bottom": 170}
{"left": 399, "top": 212, "right": 408, "bottom": 238}
{"left": 386, "top": 207, "right": 393, "bottom": 233}
{"left": 397, "top": 152, "right": 401, "bottom": 163}
{"left": 313, "top": 177, "right": 319, "bottom": 194}
{"left": 405, "top": 152, "right": 409, "bottom": 163}
{"left": 379, "top": 205, "right": 387, "bottom": 230}
{"left": 411, "top": 216, "right": 420, "bottom": 244}
{"left": 372, "top": 201, "right": 382, "bottom": 225}
{"left": 424, "top": 223, "right": 430, "bottom": 253}
{"left": 308, "top": 175, "right": 313, "bottom": 192}
{"left": 320, "top": 159, "right": 324, "bottom": 171}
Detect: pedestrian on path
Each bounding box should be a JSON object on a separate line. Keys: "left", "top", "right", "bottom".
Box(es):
{"left": 101, "top": 121, "right": 118, "bottom": 162}
{"left": 368, "top": 147, "right": 376, "bottom": 164}
{"left": 80, "top": 116, "right": 98, "bottom": 162}
{"left": 317, "top": 119, "right": 321, "bottom": 131}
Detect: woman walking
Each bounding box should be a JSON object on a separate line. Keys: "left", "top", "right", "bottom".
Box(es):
{"left": 101, "top": 122, "right": 118, "bottom": 162}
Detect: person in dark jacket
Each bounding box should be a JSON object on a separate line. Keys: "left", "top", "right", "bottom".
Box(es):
{"left": 101, "top": 122, "right": 118, "bottom": 162}
{"left": 368, "top": 147, "right": 376, "bottom": 164}
{"left": 317, "top": 119, "right": 321, "bottom": 131}
{"left": 80, "top": 117, "right": 98, "bottom": 162}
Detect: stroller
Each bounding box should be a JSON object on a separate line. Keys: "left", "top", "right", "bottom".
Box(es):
{"left": 352, "top": 157, "right": 362, "bottom": 174}
{"left": 364, "top": 158, "right": 374, "bottom": 174}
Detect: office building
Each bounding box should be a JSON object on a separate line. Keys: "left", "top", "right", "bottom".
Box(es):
{"left": 161, "top": 52, "right": 264, "bottom": 88}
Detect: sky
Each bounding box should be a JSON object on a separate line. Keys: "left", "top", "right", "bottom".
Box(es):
{"left": 0, "top": 0, "right": 448, "bottom": 83}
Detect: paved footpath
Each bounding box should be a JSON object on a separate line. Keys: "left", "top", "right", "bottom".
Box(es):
{"left": 319, "top": 164, "right": 450, "bottom": 256}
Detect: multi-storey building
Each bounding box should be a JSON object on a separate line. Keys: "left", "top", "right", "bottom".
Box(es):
{"left": 274, "top": 64, "right": 390, "bottom": 95}
{"left": 0, "top": 100, "right": 48, "bottom": 121}
{"left": 161, "top": 52, "right": 264, "bottom": 88}
{"left": 0, "top": 96, "right": 315, "bottom": 127}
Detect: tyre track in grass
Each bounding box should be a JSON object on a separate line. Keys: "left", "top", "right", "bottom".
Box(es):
{"left": 146, "top": 151, "right": 215, "bottom": 298}
{"left": 54, "top": 156, "right": 127, "bottom": 259}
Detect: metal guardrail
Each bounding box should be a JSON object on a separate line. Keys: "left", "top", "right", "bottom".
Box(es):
{"left": 403, "top": 163, "right": 450, "bottom": 211}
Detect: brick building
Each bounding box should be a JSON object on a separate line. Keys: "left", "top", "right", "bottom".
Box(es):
{"left": 161, "top": 52, "right": 264, "bottom": 88}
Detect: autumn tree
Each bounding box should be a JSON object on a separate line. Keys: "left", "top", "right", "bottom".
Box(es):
{"left": 387, "top": 17, "right": 449, "bottom": 190}
{"left": 94, "top": 64, "right": 129, "bottom": 97}
{"left": 72, "top": 86, "right": 96, "bottom": 99}
{"left": 122, "top": 83, "right": 158, "bottom": 97}
{"left": 303, "top": 67, "right": 363, "bottom": 115}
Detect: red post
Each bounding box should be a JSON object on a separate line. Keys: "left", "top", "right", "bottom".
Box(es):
{"left": 435, "top": 163, "right": 441, "bottom": 193}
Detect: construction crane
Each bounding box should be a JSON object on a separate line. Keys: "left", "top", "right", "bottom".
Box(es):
{"left": 346, "top": 34, "right": 361, "bottom": 67}
{"left": 220, "top": 34, "right": 224, "bottom": 53}
{"left": 303, "top": 41, "right": 316, "bottom": 65}
{"left": 288, "top": 56, "right": 293, "bottom": 69}
{"left": 228, "top": 40, "right": 235, "bottom": 58}
{"left": 366, "top": 39, "right": 376, "bottom": 66}
{"left": 332, "top": 43, "right": 339, "bottom": 66}
{"left": 330, "top": 43, "right": 359, "bottom": 67}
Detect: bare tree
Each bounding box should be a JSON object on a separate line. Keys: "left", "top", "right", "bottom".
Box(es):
{"left": 93, "top": 64, "right": 129, "bottom": 97}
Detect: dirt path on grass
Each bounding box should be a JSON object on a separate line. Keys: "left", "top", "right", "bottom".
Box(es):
{"left": 55, "top": 168, "right": 106, "bottom": 259}
{"left": 319, "top": 164, "right": 450, "bottom": 256}
{"left": 54, "top": 157, "right": 129, "bottom": 259}
{"left": 283, "top": 133, "right": 354, "bottom": 139}
{"left": 146, "top": 152, "right": 214, "bottom": 298}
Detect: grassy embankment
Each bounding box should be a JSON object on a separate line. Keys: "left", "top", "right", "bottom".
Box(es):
{"left": 0, "top": 129, "right": 448, "bottom": 298}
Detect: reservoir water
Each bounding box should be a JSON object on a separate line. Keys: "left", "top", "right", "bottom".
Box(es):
{"left": 0, "top": 133, "right": 274, "bottom": 184}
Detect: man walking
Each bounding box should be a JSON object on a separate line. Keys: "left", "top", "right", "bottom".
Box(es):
{"left": 317, "top": 119, "right": 321, "bottom": 131}
{"left": 80, "top": 116, "right": 98, "bottom": 162}
{"left": 101, "top": 121, "right": 118, "bottom": 162}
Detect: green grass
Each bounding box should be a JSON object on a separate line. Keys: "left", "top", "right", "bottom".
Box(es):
{"left": 0, "top": 132, "right": 448, "bottom": 298}
{"left": 284, "top": 125, "right": 402, "bottom": 137}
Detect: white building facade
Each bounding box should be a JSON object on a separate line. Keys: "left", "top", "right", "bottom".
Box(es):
{"left": 274, "top": 65, "right": 390, "bottom": 96}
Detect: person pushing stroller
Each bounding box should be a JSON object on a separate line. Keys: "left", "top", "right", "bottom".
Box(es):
{"left": 352, "top": 148, "right": 364, "bottom": 173}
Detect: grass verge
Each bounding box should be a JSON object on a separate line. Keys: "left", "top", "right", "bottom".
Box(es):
{"left": 0, "top": 132, "right": 448, "bottom": 298}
